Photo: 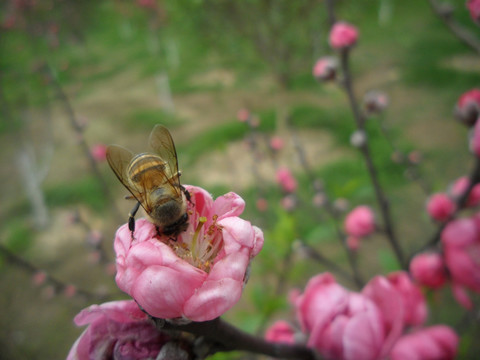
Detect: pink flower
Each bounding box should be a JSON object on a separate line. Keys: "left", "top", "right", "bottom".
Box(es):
{"left": 467, "top": 0, "right": 480, "bottom": 25}
{"left": 114, "top": 185, "right": 264, "bottom": 321}
{"left": 442, "top": 217, "right": 480, "bottom": 294}
{"left": 390, "top": 325, "right": 459, "bottom": 360}
{"left": 426, "top": 193, "right": 455, "bottom": 222}
{"left": 237, "top": 108, "right": 250, "bottom": 122}
{"left": 295, "top": 273, "right": 403, "bottom": 360}
{"left": 276, "top": 167, "right": 297, "bottom": 193}
{"left": 90, "top": 144, "right": 107, "bottom": 162}
{"left": 265, "top": 320, "right": 296, "bottom": 344}
{"left": 455, "top": 88, "right": 480, "bottom": 126}
{"left": 256, "top": 197, "right": 268, "bottom": 212}
{"left": 409, "top": 252, "right": 448, "bottom": 289}
{"left": 450, "top": 176, "right": 480, "bottom": 207}
{"left": 346, "top": 236, "right": 360, "bottom": 251}
{"left": 344, "top": 205, "right": 375, "bottom": 237}
{"left": 471, "top": 119, "right": 480, "bottom": 156}
{"left": 32, "top": 271, "right": 47, "bottom": 286}
{"left": 312, "top": 56, "right": 338, "bottom": 81}
{"left": 67, "top": 300, "right": 168, "bottom": 360}
{"left": 385, "top": 272, "right": 427, "bottom": 327}
{"left": 269, "top": 136, "right": 285, "bottom": 151}
{"left": 329, "top": 22, "right": 359, "bottom": 50}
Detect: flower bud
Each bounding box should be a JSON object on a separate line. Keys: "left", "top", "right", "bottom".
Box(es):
{"left": 350, "top": 129, "right": 367, "bottom": 148}
{"left": 450, "top": 176, "right": 480, "bottom": 207}
{"left": 265, "top": 320, "right": 296, "bottom": 344}
{"left": 426, "top": 193, "right": 455, "bottom": 222}
{"left": 329, "top": 22, "right": 359, "bottom": 50}
{"left": 454, "top": 88, "right": 480, "bottom": 126}
{"left": 312, "top": 56, "right": 338, "bottom": 81}
{"left": 410, "top": 252, "right": 448, "bottom": 289}
{"left": 344, "top": 205, "right": 375, "bottom": 237}
{"left": 91, "top": 144, "right": 107, "bottom": 162}
{"left": 363, "top": 90, "right": 388, "bottom": 115}
{"left": 269, "top": 136, "right": 285, "bottom": 151}
{"left": 276, "top": 167, "right": 298, "bottom": 193}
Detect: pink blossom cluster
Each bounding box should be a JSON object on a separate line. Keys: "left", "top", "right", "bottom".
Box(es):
{"left": 265, "top": 272, "right": 458, "bottom": 360}
{"left": 467, "top": 0, "right": 480, "bottom": 25}
{"left": 410, "top": 211, "right": 480, "bottom": 309}
{"left": 114, "top": 185, "right": 263, "bottom": 322}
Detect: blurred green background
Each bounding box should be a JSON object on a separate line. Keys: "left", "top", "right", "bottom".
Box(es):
{"left": 1, "top": 0, "right": 479, "bottom": 359}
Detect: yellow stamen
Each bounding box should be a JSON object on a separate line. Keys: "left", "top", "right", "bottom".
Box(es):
{"left": 191, "top": 217, "right": 207, "bottom": 255}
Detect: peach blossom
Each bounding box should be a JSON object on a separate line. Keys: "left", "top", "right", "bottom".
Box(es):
{"left": 344, "top": 205, "right": 375, "bottom": 237}
{"left": 390, "top": 325, "right": 459, "bottom": 360}
{"left": 275, "top": 167, "right": 297, "bottom": 193}
{"left": 450, "top": 176, "right": 480, "bottom": 207}
{"left": 312, "top": 56, "right": 338, "bottom": 81}
{"left": 409, "top": 252, "right": 447, "bottom": 290}
{"left": 329, "top": 22, "right": 359, "bottom": 50}
{"left": 265, "top": 320, "right": 296, "bottom": 344}
{"left": 467, "top": 0, "right": 480, "bottom": 25}
{"left": 455, "top": 88, "right": 480, "bottom": 126}
{"left": 67, "top": 300, "right": 168, "bottom": 360}
{"left": 114, "top": 185, "right": 263, "bottom": 321}
{"left": 426, "top": 193, "right": 455, "bottom": 222}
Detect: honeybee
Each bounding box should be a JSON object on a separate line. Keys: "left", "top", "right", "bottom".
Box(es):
{"left": 106, "top": 125, "right": 190, "bottom": 237}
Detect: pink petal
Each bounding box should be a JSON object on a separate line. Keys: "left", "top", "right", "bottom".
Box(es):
{"left": 214, "top": 192, "right": 246, "bottom": 219}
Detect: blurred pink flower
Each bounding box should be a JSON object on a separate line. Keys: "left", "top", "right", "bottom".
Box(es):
{"left": 136, "top": 0, "right": 156, "bottom": 8}
{"left": 295, "top": 273, "right": 403, "bottom": 360}
{"left": 280, "top": 194, "right": 297, "bottom": 211}
{"left": 344, "top": 205, "right": 375, "bottom": 237}
{"left": 237, "top": 108, "right": 250, "bottom": 122}
{"left": 32, "top": 271, "right": 47, "bottom": 286}
{"left": 114, "top": 185, "right": 263, "bottom": 321}
{"left": 442, "top": 216, "right": 480, "bottom": 306}
{"left": 450, "top": 176, "right": 480, "bottom": 207}
{"left": 426, "top": 193, "right": 455, "bottom": 222}
{"left": 385, "top": 271, "right": 427, "bottom": 327}
{"left": 408, "top": 150, "right": 423, "bottom": 165}
{"left": 91, "top": 144, "right": 107, "bottom": 162}
{"left": 390, "top": 325, "right": 459, "bottom": 360}
{"left": 63, "top": 284, "right": 77, "bottom": 298}
{"left": 312, "top": 56, "right": 338, "bottom": 81}
{"left": 269, "top": 136, "right": 285, "bottom": 151}
{"left": 329, "top": 22, "right": 359, "bottom": 50}
{"left": 346, "top": 236, "right": 360, "bottom": 251}
{"left": 256, "top": 197, "right": 268, "bottom": 212}
{"left": 455, "top": 88, "right": 480, "bottom": 126}
{"left": 67, "top": 300, "right": 168, "bottom": 360}
{"left": 276, "top": 167, "right": 298, "bottom": 193}
{"left": 467, "top": 0, "right": 480, "bottom": 25}
{"left": 409, "top": 252, "right": 447, "bottom": 290}
{"left": 265, "top": 320, "right": 296, "bottom": 344}
{"left": 471, "top": 119, "right": 480, "bottom": 156}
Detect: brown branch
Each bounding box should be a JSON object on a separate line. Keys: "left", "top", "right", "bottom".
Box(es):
{"left": 152, "top": 317, "right": 318, "bottom": 360}
{"left": 427, "top": 0, "right": 480, "bottom": 55}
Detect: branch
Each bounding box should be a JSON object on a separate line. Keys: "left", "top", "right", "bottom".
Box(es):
{"left": 152, "top": 317, "right": 318, "bottom": 360}
{"left": 427, "top": 0, "right": 480, "bottom": 55}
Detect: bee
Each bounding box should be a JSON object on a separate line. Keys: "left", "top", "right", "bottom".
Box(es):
{"left": 106, "top": 125, "right": 190, "bottom": 237}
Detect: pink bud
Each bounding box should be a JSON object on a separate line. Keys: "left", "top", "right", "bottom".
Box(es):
{"left": 269, "top": 136, "right": 285, "bottom": 151}
{"left": 329, "top": 22, "right": 359, "bottom": 50}
{"left": 265, "top": 320, "right": 296, "bottom": 344}
{"left": 237, "top": 108, "right": 250, "bottom": 122}
{"left": 408, "top": 150, "right": 422, "bottom": 164}
{"left": 91, "top": 144, "right": 107, "bottom": 162}
{"left": 63, "top": 284, "right": 77, "bottom": 298}
{"left": 390, "top": 325, "right": 459, "bottom": 360}
{"left": 450, "top": 176, "right": 480, "bottom": 207}
{"left": 426, "top": 193, "right": 455, "bottom": 222}
{"left": 344, "top": 205, "right": 375, "bottom": 237}
{"left": 470, "top": 119, "right": 480, "bottom": 156}
{"left": 346, "top": 236, "right": 360, "bottom": 251}
{"left": 280, "top": 194, "right": 297, "bottom": 211}
{"left": 410, "top": 252, "right": 447, "bottom": 289}
{"left": 467, "top": 0, "right": 480, "bottom": 25}
{"left": 312, "top": 192, "right": 327, "bottom": 208}
{"left": 363, "top": 90, "right": 389, "bottom": 115}
{"left": 276, "top": 167, "right": 298, "bottom": 193}
{"left": 32, "top": 271, "right": 47, "bottom": 286}
{"left": 256, "top": 198, "right": 268, "bottom": 212}
{"left": 455, "top": 88, "right": 480, "bottom": 126}
{"left": 312, "top": 56, "right": 338, "bottom": 81}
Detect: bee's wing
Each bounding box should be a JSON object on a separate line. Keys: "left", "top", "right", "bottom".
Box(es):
{"left": 148, "top": 125, "right": 182, "bottom": 195}
{"left": 106, "top": 145, "right": 152, "bottom": 212}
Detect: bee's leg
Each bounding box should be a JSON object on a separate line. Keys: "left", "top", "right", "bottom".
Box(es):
{"left": 128, "top": 201, "right": 141, "bottom": 236}
{"left": 181, "top": 185, "right": 194, "bottom": 205}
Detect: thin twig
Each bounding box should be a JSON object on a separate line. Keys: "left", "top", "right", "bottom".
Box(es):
{"left": 427, "top": 0, "right": 480, "bottom": 55}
